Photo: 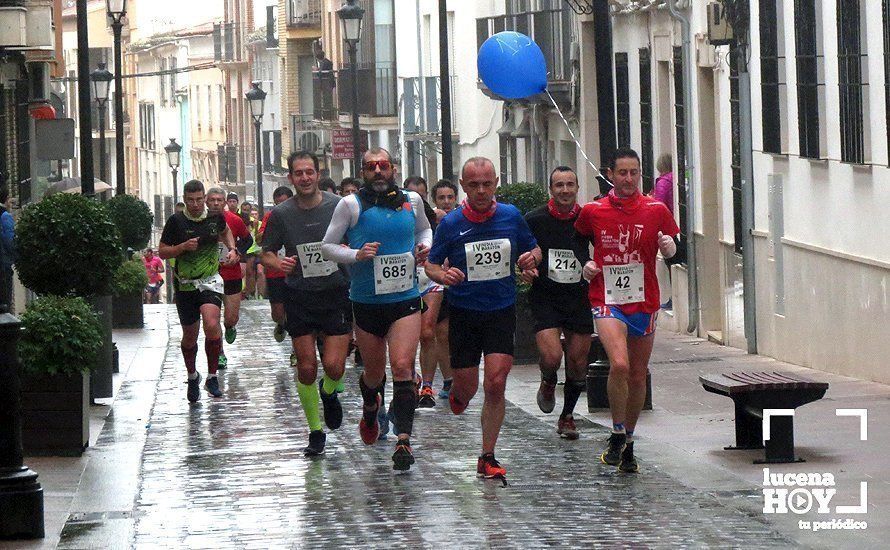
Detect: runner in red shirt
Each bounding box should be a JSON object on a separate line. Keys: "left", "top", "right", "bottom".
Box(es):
{"left": 206, "top": 188, "right": 251, "bottom": 369}
{"left": 258, "top": 186, "right": 294, "bottom": 343}
{"left": 574, "top": 148, "right": 680, "bottom": 473}
{"left": 142, "top": 248, "right": 164, "bottom": 304}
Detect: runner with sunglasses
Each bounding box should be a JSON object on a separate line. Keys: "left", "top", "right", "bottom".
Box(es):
{"left": 322, "top": 148, "right": 432, "bottom": 471}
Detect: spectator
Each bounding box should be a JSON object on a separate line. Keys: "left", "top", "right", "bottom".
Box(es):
{"left": 339, "top": 177, "right": 359, "bottom": 196}
{"left": 652, "top": 153, "right": 674, "bottom": 215}
{"left": 142, "top": 247, "right": 165, "bottom": 304}
{"left": 318, "top": 177, "right": 337, "bottom": 194}
{"left": 174, "top": 202, "right": 185, "bottom": 215}
{"left": 0, "top": 186, "right": 16, "bottom": 311}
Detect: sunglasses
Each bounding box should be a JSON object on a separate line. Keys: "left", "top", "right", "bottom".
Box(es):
{"left": 363, "top": 160, "right": 392, "bottom": 172}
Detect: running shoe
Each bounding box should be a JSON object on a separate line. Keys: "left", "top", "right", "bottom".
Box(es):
{"left": 601, "top": 432, "right": 627, "bottom": 466}
{"left": 438, "top": 379, "right": 452, "bottom": 399}
{"left": 536, "top": 379, "right": 556, "bottom": 413}
{"left": 377, "top": 404, "right": 390, "bottom": 439}
{"left": 476, "top": 453, "right": 506, "bottom": 479}
{"left": 359, "top": 394, "right": 381, "bottom": 445}
{"left": 186, "top": 373, "right": 202, "bottom": 403}
{"left": 449, "top": 391, "right": 467, "bottom": 415}
{"left": 304, "top": 430, "right": 326, "bottom": 456}
{"left": 557, "top": 415, "right": 579, "bottom": 440}
{"left": 217, "top": 353, "right": 228, "bottom": 370}
{"left": 417, "top": 385, "right": 436, "bottom": 408}
{"left": 618, "top": 441, "right": 639, "bottom": 473}
{"left": 318, "top": 379, "right": 343, "bottom": 430}
{"left": 273, "top": 323, "right": 285, "bottom": 343}
{"left": 392, "top": 438, "right": 415, "bottom": 471}
{"left": 225, "top": 326, "right": 237, "bottom": 344}
{"left": 204, "top": 376, "right": 223, "bottom": 398}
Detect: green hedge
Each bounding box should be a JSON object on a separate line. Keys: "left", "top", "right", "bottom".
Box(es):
{"left": 105, "top": 194, "right": 153, "bottom": 251}
{"left": 497, "top": 182, "right": 549, "bottom": 216}
{"left": 18, "top": 295, "right": 102, "bottom": 376}
{"left": 112, "top": 259, "right": 149, "bottom": 296}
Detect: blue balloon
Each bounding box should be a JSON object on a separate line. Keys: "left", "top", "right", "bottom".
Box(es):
{"left": 477, "top": 31, "right": 548, "bottom": 100}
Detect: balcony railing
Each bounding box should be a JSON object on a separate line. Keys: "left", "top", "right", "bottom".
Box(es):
{"left": 288, "top": 0, "right": 322, "bottom": 28}
{"left": 476, "top": 7, "right": 574, "bottom": 84}
{"left": 313, "top": 65, "right": 398, "bottom": 120}
{"left": 402, "top": 76, "right": 458, "bottom": 136}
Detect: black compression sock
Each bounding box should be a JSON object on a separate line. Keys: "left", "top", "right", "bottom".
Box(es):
{"left": 391, "top": 380, "right": 418, "bottom": 436}
{"left": 561, "top": 379, "right": 586, "bottom": 418}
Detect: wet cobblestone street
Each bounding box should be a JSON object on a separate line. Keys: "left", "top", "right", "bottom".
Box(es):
{"left": 119, "top": 303, "right": 795, "bottom": 548}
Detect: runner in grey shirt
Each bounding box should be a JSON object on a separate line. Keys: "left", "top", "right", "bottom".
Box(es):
{"left": 261, "top": 151, "right": 352, "bottom": 457}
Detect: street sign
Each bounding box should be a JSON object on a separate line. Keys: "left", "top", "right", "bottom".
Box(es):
{"left": 331, "top": 128, "right": 368, "bottom": 160}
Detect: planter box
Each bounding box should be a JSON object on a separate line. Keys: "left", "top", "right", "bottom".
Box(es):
{"left": 20, "top": 371, "right": 89, "bottom": 456}
{"left": 112, "top": 292, "right": 144, "bottom": 329}
{"left": 586, "top": 336, "right": 652, "bottom": 411}
{"left": 513, "top": 292, "right": 538, "bottom": 365}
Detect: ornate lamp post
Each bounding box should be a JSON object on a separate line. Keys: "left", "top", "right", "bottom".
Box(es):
{"left": 164, "top": 138, "right": 182, "bottom": 205}
{"left": 245, "top": 82, "right": 267, "bottom": 215}
{"left": 90, "top": 62, "right": 113, "bottom": 184}
{"left": 106, "top": 0, "right": 128, "bottom": 195}
{"left": 337, "top": 0, "right": 365, "bottom": 175}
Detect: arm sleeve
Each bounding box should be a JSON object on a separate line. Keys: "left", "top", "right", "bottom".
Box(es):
{"left": 662, "top": 204, "right": 681, "bottom": 237}
{"left": 321, "top": 196, "right": 360, "bottom": 264}
{"left": 159, "top": 217, "right": 181, "bottom": 246}
{"left": 409, "top": 192, "right": 433, "bottom": 248}
{"left": 574, "top": 205, "right": 594, "bottom": 238}
{"left": 428, "top": 216, "right": 451, "bottom": 265}
{"left": 515, "top": 210, "right": 537, "bottom": 253}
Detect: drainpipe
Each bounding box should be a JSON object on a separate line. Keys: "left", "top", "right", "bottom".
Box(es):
{"left": 736, "top": 23, "right": 758, "bottom": 354}
{"left": 666, "top": 0, "right": 699, "bottom": 335}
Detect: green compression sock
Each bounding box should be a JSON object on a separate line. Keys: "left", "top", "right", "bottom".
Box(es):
{"left": 322, "top": 374, "right": 341, "bottom": 396}
{"left": 297, "top": 381, "right": 323, "bottom": 432}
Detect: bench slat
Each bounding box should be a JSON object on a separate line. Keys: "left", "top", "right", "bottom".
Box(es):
{"left": 701, "top": 371, "right": 828, "bottom": 395}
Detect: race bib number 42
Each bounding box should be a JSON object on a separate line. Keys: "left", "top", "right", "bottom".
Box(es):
{"left": 547, "top": 249, "right": 581, "bottom": 284}
{"left": 374, "top": 253, "right": 415, "bottom": 294}
{"left": 297, "top": 242, "right": 336, "bottom": 278}
{"left": 604, "top": 263, "right": 645, "bottom": 305}
{"left": 465, "top": 239, "right": 511, "bottom": 282}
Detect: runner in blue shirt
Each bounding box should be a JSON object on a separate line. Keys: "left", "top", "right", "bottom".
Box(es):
{"left": 425, "top": 157, "right": 541, "bottom": 481}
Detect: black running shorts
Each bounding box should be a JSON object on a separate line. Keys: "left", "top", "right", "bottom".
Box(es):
{"left": 448, "top": 304, "right": 515, "bottom": 368}
{"left": 352, "top": 297, "right": 422, "bottom": 338}
{"left": 528, "top": 290, "right": 594, "bottom": 334}
{"left": 223, "top": 278, "right": 242, "bottom": 296}
{"left": 266, "top": 277, "right": 287, "bottom": 304}
{"left": 284, "top": 287, "right": 352, "bottom": 337}
{"left": 175, "top": 289, "right": 223, "bottom": 326}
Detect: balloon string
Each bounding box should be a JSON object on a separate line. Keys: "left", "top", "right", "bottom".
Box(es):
{"left": 545, "top": 90, "right": 612, "bottom": 187}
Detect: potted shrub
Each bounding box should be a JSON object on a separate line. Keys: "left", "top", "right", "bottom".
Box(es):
{"left": 17, "top": 295, "right": 102, "bottom": 455}
{"left": 111, "top": 259, "right": 148, "bottom": 328}
{"left": 104, "top": 194, "right": 153, "bottom": 254}
{"left": 497, "top": 182, "right": 550, "bottom": 364}
{"left": 15, "top": 193, "right": 122, "bottom": 401}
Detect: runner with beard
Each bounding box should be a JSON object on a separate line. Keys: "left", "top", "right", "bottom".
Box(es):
{"left": 521, "top": 167, "right": 592, "bottom": 440}
{"left": 322, "top": 148, "right": 432, "bottom": 471}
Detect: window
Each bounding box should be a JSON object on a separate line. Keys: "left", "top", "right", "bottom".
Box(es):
{"left": 639, "top": 47, "right": 654, "bottom": 193}
{"left": 729, "top": 48, "right": 744, "bottom": 254}
{"left": 794, "top": 0, "right": 824, "bottom": 158}
{"left": 837, "top": 0, "right": 868, "bottom": 163}
{"left": 139, "top": 103, "right": 156, "bottom": 149}
{"left": 884, "top": 0, "right": 890, "bottom": 164}
{"left": 615, "top": 52, "right": 631, "bottom": 149}
{"left": 170, "top": 56, "right": 178, "bottom": 101}
{"left": 760, "top": 0, "right": 786, "bottom": 154}
{"left": 159, "top": 58, "right": 167, "bottom": 106}
{"left": 673, "top": 46, "right": 687, "bottom": 244}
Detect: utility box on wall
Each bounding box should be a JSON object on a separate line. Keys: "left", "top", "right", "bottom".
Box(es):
{"left": 706, "top": 2, "right": 735, "bottom": 46}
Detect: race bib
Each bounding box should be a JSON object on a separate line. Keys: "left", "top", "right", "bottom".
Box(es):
{"left": 547, "top": 249, "right": 582, "bottom": 284}
{"left": 182, "top": 273, "right": 224, "bottom": 294}
{"left": 416, "top": 263, "right": 430, "bottom": 288}
{"left": 217, "top": 243, "right": 229, "bottom": 264}
{"left": 374, "top": 253, "right": 415, "bottom": 294}
{"left": 277, "top": 247, "right": 287, "bottom": 259}
{"left": 603, "top": 263, "right": 645, "bottom": 305}
{"left": 465, "top": 239, "right": 511, "bottom": 282}
{"left": 297, "top": 242, "right": 337, "bottom": 278}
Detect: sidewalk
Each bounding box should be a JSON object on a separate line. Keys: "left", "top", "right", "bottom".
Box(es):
{"left": 506, "top": 331, "right": 889, "bottom": 549}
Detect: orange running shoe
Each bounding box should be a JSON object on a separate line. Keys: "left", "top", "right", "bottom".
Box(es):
{"left": 417, "top": 385, "right": 436, "bottom": 409}
{"left": 476, "top": 453, "right": 506, "bottom": 479}
{"left": 449, "top": 391, "right": 467, "bottom": 415}
{"left": 557, "top": 415, "right": 579, "bottom": 440}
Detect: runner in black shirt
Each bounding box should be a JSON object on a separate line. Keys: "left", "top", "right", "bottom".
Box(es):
{"left": 521, "top": 167, "right": 593, "bottom": 439}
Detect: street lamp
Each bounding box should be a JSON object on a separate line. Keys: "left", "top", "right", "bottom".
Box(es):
{"left": 90, "top": 62, "right": 113, "bottom": 185}
{"left": 337, "top": 0, "right": 365, "bottom": 175}
{"left": 106, "top": 0, "right": 128, "bottom": 195}
{"left": 164, "top": 138, "right": 182, "bottom": 205}
{"left": 245, "top": 81, "right": 267, "bottom": 215}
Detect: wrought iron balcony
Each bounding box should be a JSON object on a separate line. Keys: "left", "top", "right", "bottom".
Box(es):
{"left": 287, "top": 0, "right": 321, "bottom": 28}
{"left": 475, "top": 6, "right": 575, "bottom": 102}
{"left": 402, "top": 76, "right": 457, "bottom": 138}
{"left": 312, "top": 64, "right": 398, "bottom": 121}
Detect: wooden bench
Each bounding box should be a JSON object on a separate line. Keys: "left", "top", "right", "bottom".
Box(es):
{"left": 700, "top": 371, "right": 828, "bottom": 464}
